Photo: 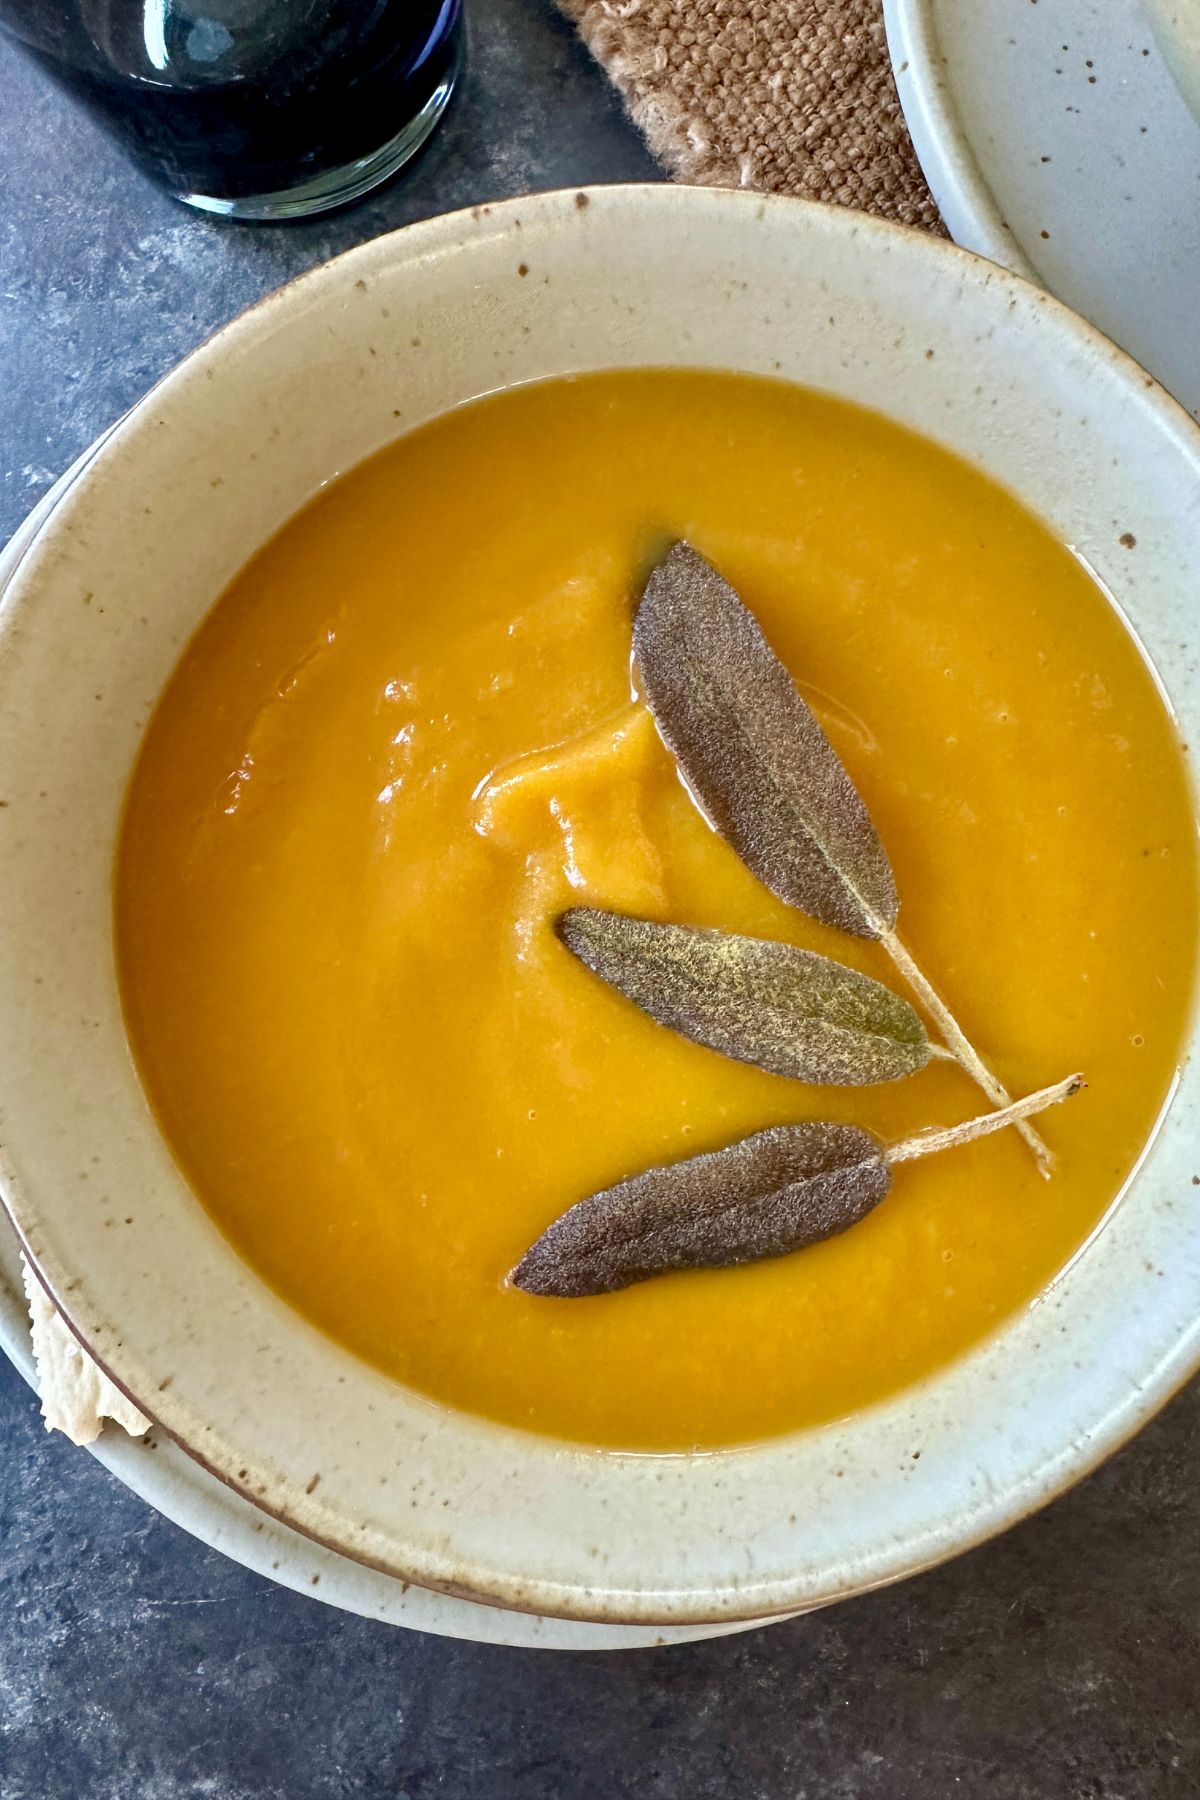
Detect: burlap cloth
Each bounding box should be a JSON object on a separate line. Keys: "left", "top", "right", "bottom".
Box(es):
{"left": 557, "top": 0, "right": 941, "bottom": 230}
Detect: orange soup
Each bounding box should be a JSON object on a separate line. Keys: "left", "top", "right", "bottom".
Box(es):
{"left": 115, "top": 370, "right": 1199, "bottom": 1450}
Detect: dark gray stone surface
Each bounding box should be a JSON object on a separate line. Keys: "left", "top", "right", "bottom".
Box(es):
{"left": 3, "top": 1365, "right": 1198, "bottom": 1799}
{"left": 1, "top": 5, "right": 1198, "bottom": 1795}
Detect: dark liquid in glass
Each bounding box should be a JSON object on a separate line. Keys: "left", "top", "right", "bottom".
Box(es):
{"left": 1, "top": 0, "right": 462, "bottom": 210}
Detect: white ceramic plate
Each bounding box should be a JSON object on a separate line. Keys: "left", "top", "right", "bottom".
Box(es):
{"left": 885, "top": 0, "right": 1200, "bottom": 420}
{"left": 0, "top": 451, "right": 758, "bottom": 1653}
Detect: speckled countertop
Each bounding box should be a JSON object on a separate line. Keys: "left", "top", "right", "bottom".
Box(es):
{"left": 1, "top": 5, "right": 1198, "bottom": 1795}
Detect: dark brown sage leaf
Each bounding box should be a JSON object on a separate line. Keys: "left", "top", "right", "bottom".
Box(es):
{"left": 509, "top": 1076, "right": 1081, "bottom": 1299}
{"left": 634, "top": 541, "right": 897, "bottom": 938}
{"left": 510, "top": 1124, "right": 890, "bottom": 1297}
{"left": 559, "top": 908, "right": 929, "bottom": 1085}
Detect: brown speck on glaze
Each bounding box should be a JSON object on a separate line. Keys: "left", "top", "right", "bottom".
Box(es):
{"left": 518, "top": 263, "right": 529, "bottom": 277}
{"left": 305, "top": 1472, "right": 322, "bottom": 1495}
{"left": 1040, "top": 229, "right": 1051, "bottom": 240}
{"left": 925, "top": 348, "right": 935, "bottom": 360}
{"left": 354, "top": 278, "right": 368, "bottom": 292}
{"left": 1120, "top": 532, "right": 1137, "bottom": 548}
{"left": 157, "top": 1374, "right": 173, "bottom": 1391}
{"left": 410, "top": 337, "right": 421, "bottom": 348}
{"left": 575, "top": 191, "right": 589, "bottom": 209}
{"left": 311, "top": 1573, "right": 320, "bottom": 1585}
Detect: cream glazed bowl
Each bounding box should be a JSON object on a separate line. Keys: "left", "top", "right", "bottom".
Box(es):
{"left": 1, "top": 186, "right": 1198, "bottom": 1629}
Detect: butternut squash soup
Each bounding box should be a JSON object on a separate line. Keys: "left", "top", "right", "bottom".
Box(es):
{"left": 115, "top": 370, "right": 1199, "bottom": 1451}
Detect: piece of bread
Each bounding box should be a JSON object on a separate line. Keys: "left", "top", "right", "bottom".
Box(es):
{"left": 22, "top": 1254, "right": 149, "bottom": 1446}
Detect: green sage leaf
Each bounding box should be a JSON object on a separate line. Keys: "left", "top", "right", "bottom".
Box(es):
{"left": 559, "top": 908, "right": 930, "bottom": 1085}
{"left": 634, "top": 541, "right": 898, "bottom": 938}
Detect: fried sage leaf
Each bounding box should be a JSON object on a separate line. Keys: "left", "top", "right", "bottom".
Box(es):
{"left": 511, "top": 1123, "right": 890, "bottom": 1297}
{"left": 510, "top": 1077, "right": 1081, "bottom": 1298}
{"left": 634, "top": 541, "right": 897, "bottom": 939}
{"left": 558, "top": 908, "right": 930, "bottom": 1085}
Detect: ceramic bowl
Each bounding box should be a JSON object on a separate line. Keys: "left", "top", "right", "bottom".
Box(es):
{"left": 1, "top": 187, "right": 1198, "bottom": 1628}
{"left": 1144, "top": 0, "right": 1200, "bottom": 119}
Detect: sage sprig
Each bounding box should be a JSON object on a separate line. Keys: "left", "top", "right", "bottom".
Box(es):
{"left": 511, "top": 1077, "right": 1082, "bottom": 1298}
{"left": 633, "top": 542, "right": 1054, "bottom": 1175}
{"left": 559, "top": 907, "right": 944, "bottom": 1085}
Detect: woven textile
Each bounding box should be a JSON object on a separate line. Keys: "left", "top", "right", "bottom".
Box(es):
{"left": 558, "top": 0, "right": 941, "bottom": 228}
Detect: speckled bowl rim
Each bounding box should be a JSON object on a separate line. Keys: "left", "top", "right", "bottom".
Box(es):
{"left": 882, "top": 0, "right": 1033, "bottom": 274}
{"left": 0, "top": 186, "right": 1198, "bottom": 1626}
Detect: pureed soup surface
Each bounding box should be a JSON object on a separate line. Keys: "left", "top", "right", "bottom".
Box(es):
{"left": 116, "top": 370, "right": 1198, "bottom": 1451}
